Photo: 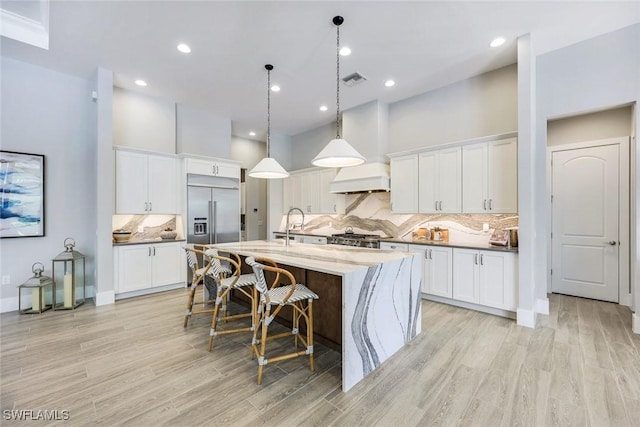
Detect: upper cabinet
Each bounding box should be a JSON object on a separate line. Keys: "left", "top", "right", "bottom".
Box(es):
{"left": 282, "top": 168, "right": 345, "bottom": 214}
{"left": 115, "top": 149, "right": 178, "bottom": 214}
{"left": 462, "top": 137, "right": 517, "bottom": 213}
{"left": 185, "top": 157, "right": 240, "bottom": 179}
{"left": 388, "top": 133, "right": 517, "bottom": 214}
{"left": 418, "top": 147, "right": 461, "bottom": 214}
{"left": 390, "top": 155, "right": 419, "bottom": 213}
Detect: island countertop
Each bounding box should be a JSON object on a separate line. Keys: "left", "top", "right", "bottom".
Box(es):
{"left": 211, "top": 240, "right": 415, "bottom": 276}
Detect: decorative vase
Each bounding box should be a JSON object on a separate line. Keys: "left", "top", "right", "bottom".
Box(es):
{"left": 160, "top": 231, "right": 177, "bottom": 240}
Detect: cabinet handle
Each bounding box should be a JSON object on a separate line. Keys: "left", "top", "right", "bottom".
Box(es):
{"left": 148, "top": 202, "right": 152, "bottom": 212}
{"left": 483, "top": 199, "right": 487, "bottom": 210}
{"left": 153, "top": 247, "right": 156, "bottom": 256}
{"left": 424, "top": 250, "right": 429, "bottom": 259}
{"left": 148, "top": 247, "right": 151, "bottom": 256}
{"left": 474, "top": 254, "right": 478, "bottom": 264}
{"left": 434, "top": 201, "right": 438, "bottom": 211}
{"left": 333, "top": 204, "right": 336, "bottom": 212}
{"left": 438, "top": 201, "right": 443, "bottom": 211}
{"left": 480, "top": 254, "right": 483, "bottom": 265}
{"left": 488, "top": 199, "right": 492, "bottom": 210}
{"left": 213, "top": 165, "right": 216, "bottom": 175}
{"left": 216, "top": 165, "right": 219, "bottom": 175}
{"left": 429, "top": 249, "right": 433, "bottom": 260}
{"left": 144, "top": 202, "right": 148, "bottom": 212}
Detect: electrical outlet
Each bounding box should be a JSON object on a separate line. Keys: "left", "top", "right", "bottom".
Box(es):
{"left": 2, "top": 275, "right": 10, "bottom": 285}
{"left": 137, "top": 226, "right": 144, "bottom": 233}
{"left": 482, "top": 223, "right": 490, "bottom": 233}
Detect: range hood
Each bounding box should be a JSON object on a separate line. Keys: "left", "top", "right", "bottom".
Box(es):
{"left": 329, "top": 162, "right": 390, "bottom": 194}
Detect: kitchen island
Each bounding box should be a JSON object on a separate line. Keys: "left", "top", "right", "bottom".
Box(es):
{"left": 212, "top": 240, "right": 422, "bottom": 391}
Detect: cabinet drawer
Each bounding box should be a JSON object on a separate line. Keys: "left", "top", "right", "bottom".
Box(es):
{"left": 380, "top": 242, "right": 409, "bottom": 252}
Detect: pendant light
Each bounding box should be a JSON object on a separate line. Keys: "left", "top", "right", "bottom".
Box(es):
{"left": 312, "top": 16, "right": 365, "bottom": 168}
{"left": 248, "top": 64, "right": 289, "bottom": 179}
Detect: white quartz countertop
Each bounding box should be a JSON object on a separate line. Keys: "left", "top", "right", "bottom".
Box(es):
{"left": 211, "top": 240, "right": 416, "bottom": 276}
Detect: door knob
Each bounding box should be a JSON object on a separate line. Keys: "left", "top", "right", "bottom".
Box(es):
{"left": 605, "top": 241, "right": 617, "bottom": 245}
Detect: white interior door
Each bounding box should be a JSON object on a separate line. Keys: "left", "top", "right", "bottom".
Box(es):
{"left": 551, "top": 144, "right": 619, "bottom": 302}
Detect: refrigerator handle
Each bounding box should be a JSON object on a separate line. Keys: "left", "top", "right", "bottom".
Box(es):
{"left": 213, "top": 201, "right": 218, "bottom": 244}
{"left": 208, "top": 200, "right": 213, "bottom": 245}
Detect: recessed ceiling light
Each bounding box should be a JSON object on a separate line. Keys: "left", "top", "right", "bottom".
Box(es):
{"left": 177, "top": 43, "right": 191, "bottom": 53}
{"left": 490, "top": 37, "right": 506, "bottom": 48}
{"left": 270, "top": 85, "right": 280, "bottom": 92}
{"left": 339, "top": 46, "right": 351, "bottom": 56}
{"left": 249, "top": 131, "right": 256, "bottom": 136}
{"left": 135, "top": 79, "right": 147, "bottom": 87}
{"left": 384, "top": 80, "right": 396, "bottom": 87}
{"left": 319, "top": 105, "right": 328, "bottom": 112}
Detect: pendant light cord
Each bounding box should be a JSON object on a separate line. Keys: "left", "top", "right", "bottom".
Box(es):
{"left": 336, "top": 23, "right": 341, "bottom": 139}
{"left": 267, "top": 66, "right": 271, "bottom": 157}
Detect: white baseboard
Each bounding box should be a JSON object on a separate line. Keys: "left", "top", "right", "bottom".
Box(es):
{"left": 0, "top": 296, "right": 19, "bottom": 313}
{"left": 633, "top": 312, "right": 640, "bottom": 335}
{"left": 517, "top": 308, "right": 536, "bottom": 328}
{"left": 422, "top": 294, "right": 516, "bottom": 319}
{"left": 620, "top": 293, "right": 632, "bottom": 307}
{"left": 95, "top": 290, "right": 115, "bottom": 306}
{"left": 535, "top": 297, "right": 549, "bottom": 315}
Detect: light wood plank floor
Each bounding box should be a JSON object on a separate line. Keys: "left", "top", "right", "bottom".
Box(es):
{"left": 1, "top": 290, "right": 639, "bottom": 426}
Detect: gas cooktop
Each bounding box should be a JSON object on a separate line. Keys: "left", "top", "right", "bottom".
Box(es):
{"left": 328, "top": 233, "right": 382, "bottom": 248}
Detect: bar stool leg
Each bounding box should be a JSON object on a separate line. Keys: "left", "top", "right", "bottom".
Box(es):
{"left": 256, "top": 306, "right": 270, "bottom": 385}
{"left": 308, "top": 299, "right": 315, "bottom": 372}
{"left": 184, "top": 283, "right": 198, "bottom": 328}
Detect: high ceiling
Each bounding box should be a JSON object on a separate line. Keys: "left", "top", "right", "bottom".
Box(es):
{"left": 1, "top": 1, "right": 638, "bottom": 140}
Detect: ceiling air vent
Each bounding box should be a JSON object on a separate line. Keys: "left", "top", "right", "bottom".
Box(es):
{"left": 342, "top": 72, "right": 367, "bottom": 87}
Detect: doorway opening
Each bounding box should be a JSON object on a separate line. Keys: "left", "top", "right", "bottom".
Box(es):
{"left": 547, "top": 106, "right": 632, "bottom": 305}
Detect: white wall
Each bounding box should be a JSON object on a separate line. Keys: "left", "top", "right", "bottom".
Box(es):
{"left": 291, "top": 122, "right": 335, "bottom": 170}
{"left": 343, "top": 100, "right": 389, "bottom": 163}
{"left": 536, "top": 24, "right": 640, "bottom": 321}
{"left": 177, "top": 105, "right": 231, "bottom": 158}
{"left": 112, "top": 87, "right": 175, "bottom": 153}
{"left": 547, "top": 106, "right": 633, "bottom": 146}
{"left": 231, "top": 135, "right": 266, "bottom": 240}
{"left": 0, "top": 57, "right": 97, "bottom": 312}
{"left": 388, "top": 64, "right": 517, "bottom": 152}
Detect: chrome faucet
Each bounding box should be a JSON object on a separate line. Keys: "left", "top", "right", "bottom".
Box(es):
{"left": 286, "top": 207, "right": 305, "bottom": 247}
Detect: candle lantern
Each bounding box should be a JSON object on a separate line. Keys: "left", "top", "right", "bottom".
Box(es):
{"left": 18, "top": 262, "right": 53, "bottom": 314}
{"left": 52, "top": 237, "right": 86, "bottom": 310}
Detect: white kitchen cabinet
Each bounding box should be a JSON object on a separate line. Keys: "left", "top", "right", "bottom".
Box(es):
{"left": 420, "top": 246, "right": 453, "bottom": 298}
{"left": 418, "top": 147, "right": 462, "bottom": 213}
{"left": 452, "top": 248, "right": 517, "bottom": 311}
{"left": 301, "top": 172, "right": 320, "bottom": 214}
{"left": 462, "top": 138, "right": 517, "bottom": 213}
{"left": 185, "top": 157, "right": 240, "bottom": 179}
{"left": 319, "top": 169, "right": 345, "bottom": 214}
{"left": 390, "top": 154, "right": 418, "bottom": 213}
{"left": 115, "top": 149, "right": 178, "bottom": 214}
{"left": 115, "top": 242, "right": 183, "bottom": 294}
{"left": 283, "top": 169, "right": 345, "bottom": 214}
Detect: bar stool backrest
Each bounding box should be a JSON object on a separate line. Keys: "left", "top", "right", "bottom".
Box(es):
{"left": 245, "top": 257, "right": 269, "bottom": 301}
{"left": 204, "top": 248, "right": 230, "bottom": 280}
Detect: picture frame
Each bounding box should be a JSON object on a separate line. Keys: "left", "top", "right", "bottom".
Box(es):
{"left": 0, "top": 150, "right": 45, "bottom": 238}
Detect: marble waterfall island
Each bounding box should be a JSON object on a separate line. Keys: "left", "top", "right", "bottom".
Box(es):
{"left": 212, "top": 240, "right": 422, "bottom": 391}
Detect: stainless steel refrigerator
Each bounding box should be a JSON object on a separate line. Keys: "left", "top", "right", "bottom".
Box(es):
{"left": 187, "top": 174, "right": 240, "bottom": 246}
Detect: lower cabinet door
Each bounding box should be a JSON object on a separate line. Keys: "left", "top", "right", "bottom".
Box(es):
{"left": 427, "top": 247, "right": 453, "bottom": 298}
{"left": 151, "top": 243, "right": 182, "bottom": 287}
{"left": 452, "top": 248, "right": 479, "bottom": 303}
{"left": 117, "top": 245, "right": 152, "bottom": 293}
{"left": 478, "top": 251, "right": 517, "bottom": 311}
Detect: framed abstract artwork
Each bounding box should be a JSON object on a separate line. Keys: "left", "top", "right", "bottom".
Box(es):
{"left": 0, "top": 150, "right": 45, "bottom": 238}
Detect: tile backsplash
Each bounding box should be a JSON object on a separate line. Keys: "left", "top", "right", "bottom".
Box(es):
{"left": 112, "top": 215, "right": 184, "bottom": 241}
{"left": 280, "top": 192, "right": 518, "bottom": 244}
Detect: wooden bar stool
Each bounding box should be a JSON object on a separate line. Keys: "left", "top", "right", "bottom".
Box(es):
{"left": 205, "top": 249, "right": 259, "bottom": 352}
{"left": 183, "top": 245, "right": 218, "bottom": 328}
{"left": 245, "top": 256, "right": 319, "bottom": 385}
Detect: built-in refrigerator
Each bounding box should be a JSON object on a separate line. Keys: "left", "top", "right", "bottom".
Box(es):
{"left": 187, "top": 174, "right": 240, "bottom": 246}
